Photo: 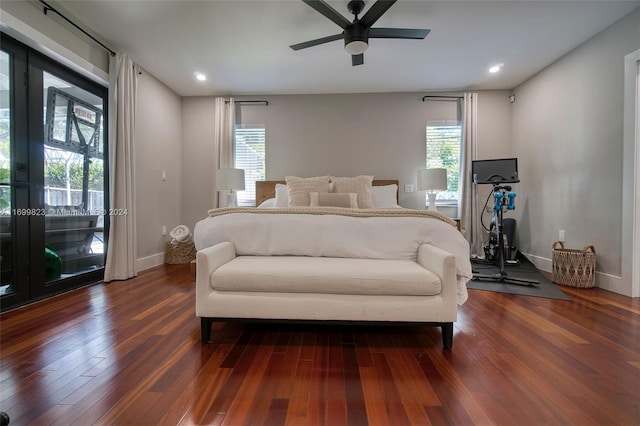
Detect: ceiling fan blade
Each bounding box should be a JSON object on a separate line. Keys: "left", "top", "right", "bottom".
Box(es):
{"left": 360, "top": 0, "right": 397, "bottom": 27}
{"left": 302, "top": 0, "right": 351, "bottom": 29}
{"left": 369, "top": 28, "right": 430, "bottom": 39}
{"left": 290, "top": 33, "right": 344, "bottom": 51}
{"left": 352, "top": 54, "right": 364, "bottom": 66}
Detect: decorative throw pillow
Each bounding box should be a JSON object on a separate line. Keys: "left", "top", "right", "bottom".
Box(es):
{"left": 309, "top": 192, "right": 358, "bottom": 208}
{"left": 285, "top": 176, "right": 331, "bottom": 206}
{"left": 371, "top": 184, "right": 400, "bottom": 208}
{"left": 274, "top": 184, "right": 289, "bottom": 207}
{"left": 331, "top": 175, "right": 374, "bottom": 208}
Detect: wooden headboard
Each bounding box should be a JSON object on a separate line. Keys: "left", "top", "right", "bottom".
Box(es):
{"left": 255, "top": 179, "right": 399, "bottom": 207}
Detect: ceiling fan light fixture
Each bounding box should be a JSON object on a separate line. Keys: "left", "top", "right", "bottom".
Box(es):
{"left": 344, "top": 22, "right": 369, "bottom": 55}
{"left": 345, "top": 40, "right": 368, "bottom": 55}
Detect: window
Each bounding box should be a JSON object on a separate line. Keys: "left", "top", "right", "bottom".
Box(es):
{"left": 234, "top": 124, "right": 265, "bottom": 206}
{"left": 426, "top": 121, "right": 462, "bottom": 202}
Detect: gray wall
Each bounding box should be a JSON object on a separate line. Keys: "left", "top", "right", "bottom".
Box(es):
{"left": 511, "top": 9, "right": 639, "bottom": 294}
{"left": 135, "top": 71, "right": 183, "bottom": 261}
{"left": 181, "top": 90, "right": 512, "bottom": 230}
{"left": 182, "top": 97, "right": 217, "bottom": 231}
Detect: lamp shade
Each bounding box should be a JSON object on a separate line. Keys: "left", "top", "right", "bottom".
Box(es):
{"left": 216, "top": 168, "right": 245, "bottom": 191}
{"left": 417, "top": 168, "right": 448, "bottom": 191}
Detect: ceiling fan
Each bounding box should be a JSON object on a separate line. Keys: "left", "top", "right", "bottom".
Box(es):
{"left": 290, "top": 0, "right": 430, "bottom": 66}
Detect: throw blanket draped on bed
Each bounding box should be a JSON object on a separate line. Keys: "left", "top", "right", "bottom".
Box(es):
{"left": 208, "top": 206, "right": 456, "bottom": 226}
{"left": 194, "top": 207, "right": 472, "bottom": 304}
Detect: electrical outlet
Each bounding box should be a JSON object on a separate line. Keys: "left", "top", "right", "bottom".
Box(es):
{"left": 559, "top": 230, "right": 565, "bottom": 242}
{"left": 404, "top": 184, "right": 414, "bottom": 193}
{"left": 162, "top": 225, "right": 167, "bottom": 236}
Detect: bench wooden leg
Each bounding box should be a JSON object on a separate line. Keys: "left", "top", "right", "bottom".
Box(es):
{"left": 441, "top": 322, "right": 453, "bottom": 349}
{"left": 201, "top": 317, "right": 214, "bottom": 343}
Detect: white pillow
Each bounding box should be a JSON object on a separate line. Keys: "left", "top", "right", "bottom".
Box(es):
{"left": 309, "top": 192, "right": 358, "bottom": 208}
{"left": 257, "top": 198, "right": 276, "bottom": 208}
{"left": 285, "top": 176, "right": 331, "bottom": 206}
{"left": 371, "top": 184, "right": 400, "bottom": 208}
{"left": 331, "top": 175, "right": 374, "bottom": 209}
{"left": 274, "top": 184, "right": 289, "bottom": 207}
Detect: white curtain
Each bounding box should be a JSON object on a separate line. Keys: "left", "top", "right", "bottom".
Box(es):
{"left": 104, "top": 53, "right": 139, "bottom": 282}
{"left": 212, "top": 97, "right": 235, "bottom": 207}
{"left": 459, "top": 92, "right": 484, "bottom": 257}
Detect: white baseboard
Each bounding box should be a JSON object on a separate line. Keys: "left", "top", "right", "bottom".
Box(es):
{"left": 520, "top": 252, "right": 629, "bottom": 297}
{"left": 522, "top": 252, "right": 552, "bottom": 273}
{"left": 136, "top": 252, "right": 165, "bottom": 272}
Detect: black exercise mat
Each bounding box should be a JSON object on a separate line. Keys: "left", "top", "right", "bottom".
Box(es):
{"left": 467, "top": 254, "right": 571, "bottom": 300}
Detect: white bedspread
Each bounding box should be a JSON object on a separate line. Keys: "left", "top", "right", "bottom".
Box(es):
{"left": 194, "top": 208, "right": 471, "bottom": 304}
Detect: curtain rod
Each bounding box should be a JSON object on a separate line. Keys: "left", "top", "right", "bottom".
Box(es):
{"left": 40, "top": 0, "right": 116, "bottom": 57}
{"left": 422, "top": 95, "right": 463, "bottom": 102}
{"left": 227, "top": 100, "right": 269, "bottom": 106}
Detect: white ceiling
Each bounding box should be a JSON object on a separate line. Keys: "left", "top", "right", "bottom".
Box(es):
{"left": 55, "top": 0, "right": 639, "bottom": 96}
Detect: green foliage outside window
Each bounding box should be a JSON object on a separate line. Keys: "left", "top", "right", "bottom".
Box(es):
{"left": 0, "top": 168, "right": 9, "bottom": 213}
{"left": 0, "top": 118, "right": 9, "bottom": 214}
{"left": 44, "top": 161, "right": 104, "bottom": 191}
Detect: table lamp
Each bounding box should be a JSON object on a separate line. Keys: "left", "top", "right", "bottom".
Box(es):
{"left": 417, "top": 168, "right": 448, "bottom": 211}
{"left": 216, "top": 168, "right": 245, "bottom": 207}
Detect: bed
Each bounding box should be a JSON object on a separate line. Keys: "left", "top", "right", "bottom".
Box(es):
{"left": 194, "top": 176, "right": 472, "bottom": 348}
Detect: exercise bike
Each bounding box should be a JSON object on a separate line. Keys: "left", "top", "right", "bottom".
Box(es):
{"left": 472, "top": 184, "right": 539, "bottom": 286}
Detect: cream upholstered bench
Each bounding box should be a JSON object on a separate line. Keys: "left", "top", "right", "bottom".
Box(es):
{"left": 196, "top": 241, "right": 459, "bottom": 348}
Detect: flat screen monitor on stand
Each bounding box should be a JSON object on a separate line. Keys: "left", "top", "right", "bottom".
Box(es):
{"left": 471, "top": 158, "right": 538, "bottom": 286}
{"left": 472, "top": 157, "right": 520, "bottom": 184}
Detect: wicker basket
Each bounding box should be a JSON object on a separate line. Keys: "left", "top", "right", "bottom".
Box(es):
{"left": 551, "top": 241, "right": 596, "bottom": 288}
{"left": 165, "top": 241, "right": 196, "bottom": 264}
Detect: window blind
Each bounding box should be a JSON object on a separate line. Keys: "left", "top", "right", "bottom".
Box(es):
{"left": 234, "top": 124, "right": 265, "bottom": 206}
{"left": 426, "top": 121, "right": 462, "bottom": 201}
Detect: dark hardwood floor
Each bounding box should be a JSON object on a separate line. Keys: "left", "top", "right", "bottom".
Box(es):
{"left": 1, "top": 264, "right": 638, "bottom": 425}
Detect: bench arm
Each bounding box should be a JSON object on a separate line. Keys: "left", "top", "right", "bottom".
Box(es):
{"left": 195, "top": 242, "right": 236, "bottom": 316}
{"left": 417, "top": 244, "right": 457, "bottom": 306}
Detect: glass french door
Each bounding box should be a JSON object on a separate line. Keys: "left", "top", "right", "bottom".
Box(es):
{"left": 0, "top": 49, "right": 13, "bottom": 297}
{"left": 0, "top": 33, "right": 108, "bottom": 311}
{"left": 0, "top": 37, "right": 27, "bottom": 307}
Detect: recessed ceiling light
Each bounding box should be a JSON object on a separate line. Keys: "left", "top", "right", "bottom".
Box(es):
{"left": 195, "top": 72, "right": 207, "bottom": 81}
{"left": 489, "top": 63, "right": 504, "bottom": 74}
